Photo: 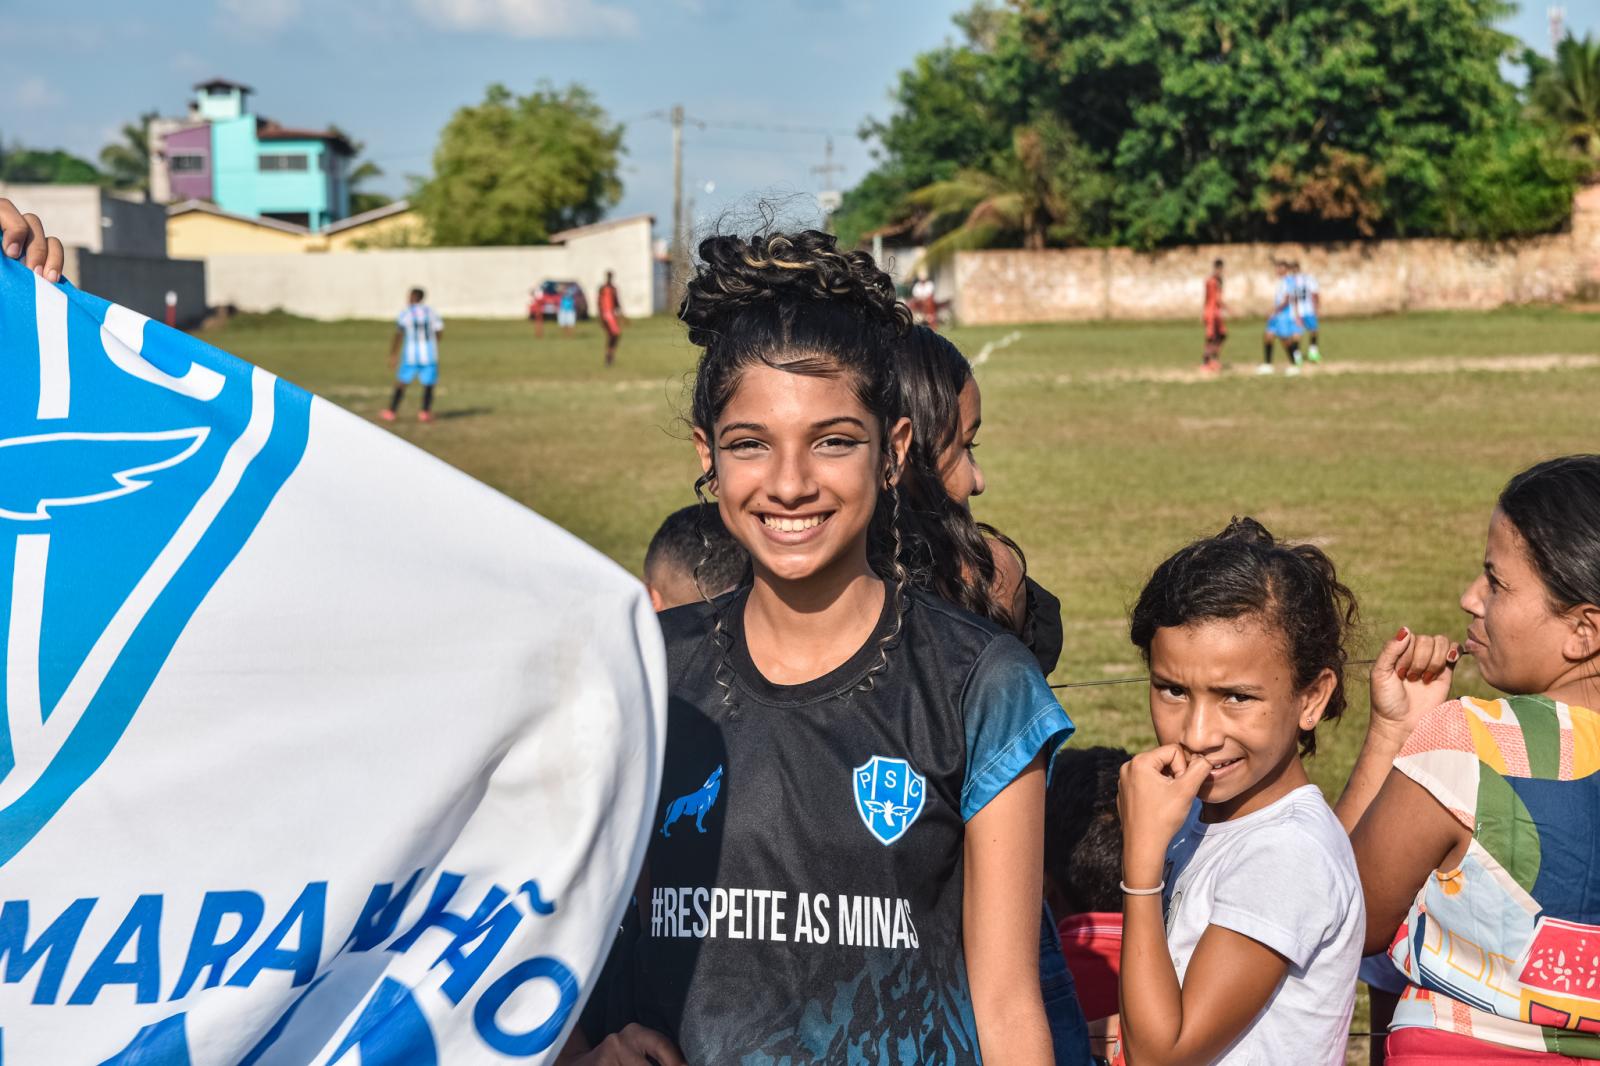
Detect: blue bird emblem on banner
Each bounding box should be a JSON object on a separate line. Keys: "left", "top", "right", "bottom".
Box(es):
{"left": 853, "top": 755, "right": 925, "bottom": 845}
{"left": 0, "top": 263, "right": 309, "bottom": 868}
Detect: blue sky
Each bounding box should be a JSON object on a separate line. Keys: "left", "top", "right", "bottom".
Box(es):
{"left": 5, "top": 0, "right": 1594, "bottom": 234}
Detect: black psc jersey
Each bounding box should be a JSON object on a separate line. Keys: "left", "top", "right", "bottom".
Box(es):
{"left": 612, "top": 585, "right": 1073, "bottom": 1065}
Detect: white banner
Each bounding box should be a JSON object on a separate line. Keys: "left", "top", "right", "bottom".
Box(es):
{"left": 0, "top": 256, "right": 666, "bottom": 1063}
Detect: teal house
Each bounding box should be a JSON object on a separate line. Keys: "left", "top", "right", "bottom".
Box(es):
{"left": 156, "top": 80, "right": 353, "bottom": 232}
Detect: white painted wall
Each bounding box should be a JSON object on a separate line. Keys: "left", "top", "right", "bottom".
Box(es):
{"left": 205, "top": 216, "right": 656, "bottom": 320}
{"left": 0, "top": 184, "right": 168, "bottom": 257}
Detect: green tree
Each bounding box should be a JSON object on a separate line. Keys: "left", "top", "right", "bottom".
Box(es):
{"left": 98, "top": 112, "right": 157, "bottom": 197}
{"left": 833, "top": 35, "right": 1014, "bottom": 246}
{"left": 1531, "top": 32, "right": 1600, "bottom": 160}
{"left": 850, "top": 0, "right": 1574, "bottom": 248}
{"left": 413, "top": 83, "right": 623, "bottom": 246}
{"left": 0, "top": 137, "right": 101, "bottom": 184}
{"left": 903, "top": 117, "right": 1110, "bottom": 264}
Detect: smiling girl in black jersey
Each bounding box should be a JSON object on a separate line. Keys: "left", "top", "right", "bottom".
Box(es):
{"left": 565, "top": 230, "right": 1071, "bottom": 1066}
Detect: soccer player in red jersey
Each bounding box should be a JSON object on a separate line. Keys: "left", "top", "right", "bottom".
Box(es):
{"left": 598, "top": 271, "right": 623, "bottom": 367}
{"left": 1202, "top": 258, "right": 1227, "bottom": 373}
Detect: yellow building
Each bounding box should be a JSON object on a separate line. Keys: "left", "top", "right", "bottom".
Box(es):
{"left": 167, "top": 200, "right": 310, "bottom": 256}
{"left": 315, "top": 201, "right": 428, "bottom": 251}
{"left": 166, "top": 198, "right": 427, "bottom": 255}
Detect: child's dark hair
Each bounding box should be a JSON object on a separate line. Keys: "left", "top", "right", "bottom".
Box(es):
{"left": 894, "top": 325, "right": 1027, "bottom": 629}
{"left": 1128, "top": 517, "right": 1356, "bottom": 755}
{"left": 1498, "top": 455, "right": 1600, "bottom": 614}
{"left": 645, "top": 502, "right": 749, "bottom": 600}
{"left": 1045, "top": 746, "right": 1132, "bottom": 914}
{"left": 679, "top": 229, "right": 913, "bottom": 694}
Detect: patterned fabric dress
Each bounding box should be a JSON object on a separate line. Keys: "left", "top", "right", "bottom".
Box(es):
{"left": 1388, "top": 695, "right": 1600, "bottom": 1057}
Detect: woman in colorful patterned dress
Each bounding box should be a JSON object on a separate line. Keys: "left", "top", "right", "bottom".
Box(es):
{"left": 1344, "top": 454, "right": 1600, "bottom": 1062}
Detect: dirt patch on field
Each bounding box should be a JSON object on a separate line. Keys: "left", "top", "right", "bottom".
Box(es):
{"left": 1062, "top": 353, "right": 1600, "bottom": 385}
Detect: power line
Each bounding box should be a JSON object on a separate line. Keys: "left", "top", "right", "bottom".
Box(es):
{"left": 1050, "top": 658, "right": 1386, "bottom": 691}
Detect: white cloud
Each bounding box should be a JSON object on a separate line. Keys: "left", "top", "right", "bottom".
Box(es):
{"left": 218, "top": 0, "right": 302, "bottom": 34}
{"left": 12, "top": 78, "right": 63, "bottom": 111}
{"left": 411, "top": 0, "right": 638, "bottom": 39}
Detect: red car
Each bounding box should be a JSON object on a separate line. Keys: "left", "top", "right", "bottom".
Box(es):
{"left": 529, "top": 280, "right": 589, "bottom": 320}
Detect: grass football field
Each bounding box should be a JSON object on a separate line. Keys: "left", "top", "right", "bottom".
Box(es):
{"left": 200, "top": 307, "right": 1600, "bottom": 799}
{"left": 201, "top": 305, "right": 1600, "bottom": 1057}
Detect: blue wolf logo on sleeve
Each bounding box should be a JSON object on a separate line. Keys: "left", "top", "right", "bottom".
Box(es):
{"left": 0, "top": 261, "right": 309, "bottom": 868}
{"left": 660, "top": 764, "right": 723, "bottom": 837}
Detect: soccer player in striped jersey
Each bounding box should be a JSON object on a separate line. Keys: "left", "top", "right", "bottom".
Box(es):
{"left": 1293, "top": 261, "right": 1322, "bottom": 363}
{"left": 1260, "top": 261, "right": 1303, "bottom": 376}
{"left": 383, "top": 287, "right": 443, "bottom": 423}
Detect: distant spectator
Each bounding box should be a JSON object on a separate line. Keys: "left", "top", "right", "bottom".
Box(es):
{"left": 599, "top": 271, "right": 623, "bottom": 367}
{"left": 529, "top": 286, "right": 546, "bottom": 339}
{"left": 643, "top": 503, "right": 748, "bottom": 612}
{"left": 559, "top": 283, "right": 578, "bottom": 332}
{"left": 1046, "top": 745, "right": 1133, "bottom": 1065}
{"left": 912, "top": 272, "right": 937, "bottom": 327}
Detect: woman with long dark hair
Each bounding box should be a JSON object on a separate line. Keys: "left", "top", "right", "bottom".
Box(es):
{"left": 566, "top": 231, "right": 1071, "bottom": 1065}
{"left": 893, "top": 325, "right": 1062, "bottom": 675}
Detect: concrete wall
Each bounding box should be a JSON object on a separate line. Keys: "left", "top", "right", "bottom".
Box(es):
{"left": 206, "top": 216, "right": 657, "bottom": 319}
{"left": 63, "top": 248, "right": 207, "bottom": 328}
{"left": 954, "top": 185, "right": 1600, "bottom": 324}
{"left": 0, "top": 185, "right": 168, "bottom": 257}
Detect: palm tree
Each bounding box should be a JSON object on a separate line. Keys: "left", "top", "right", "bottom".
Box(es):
{"left": 99, "top": 112, "right": 157, "bottom": 198}
{"left": 1532, "top": 33, "right": 1600, "bottom": 160}
{"left": 902, "top": 117, "right": 1107, "bottom": 267}
{"left": 327, "top": 126, "right": 393, "bottom": 215}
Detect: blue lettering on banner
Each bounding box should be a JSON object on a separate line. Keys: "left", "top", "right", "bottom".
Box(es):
{"left": 0, "top": 897, "right": 94, "bottom": 1004}
{"left": 343, "top": 868, "right": 425, "bottom": 952}
{"left": 169, "top": 890, "right": 264, "bottom": 999}
{"left": 68, "top": 894, "right": 162, "bottom": 1005}
{"left": 329, "top": 976, "right": 439, "bottom": 1066}
{"left": 225, "top": 881, "right": 326, "bottom": 989}
{"left": 2, "top": 871, "right": 579, "bottom": 1059}
{"left": 474, "top": 956, "right": 580, "bottom": 1056}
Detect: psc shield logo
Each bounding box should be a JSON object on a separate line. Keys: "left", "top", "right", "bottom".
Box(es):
{"left": 853, "top": 755, "right": 925, "bottom": 845}
{"left": 0, "top": 268, "right": 308, "bottom": 867}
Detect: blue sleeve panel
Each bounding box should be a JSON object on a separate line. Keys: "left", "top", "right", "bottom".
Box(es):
{"left": 960, "top": 635, "right": 1075, "bottom": 821}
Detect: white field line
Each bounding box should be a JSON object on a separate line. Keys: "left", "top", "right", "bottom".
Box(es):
{"left": 972, "top": 330, "right": 1023, "bottom": 367}
{"left": 1058, "top": 353, "right": 1600, "bottom": 386}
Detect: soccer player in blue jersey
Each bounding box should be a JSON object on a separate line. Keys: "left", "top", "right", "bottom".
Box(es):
{"left": 1294, "top": 260, "right": 1322, "bottom": 363}
{"left": 1260, "top": 261, "right": 1304, "bottom": 377}
{"left": 383, "top": 287, "right": 443, "bottom": 423}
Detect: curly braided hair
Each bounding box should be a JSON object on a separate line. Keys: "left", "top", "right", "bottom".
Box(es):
{"left": 680, "top": 229, "right": 913, "bottom": 701}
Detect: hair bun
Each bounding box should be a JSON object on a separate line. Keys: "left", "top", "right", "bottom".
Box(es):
{"left": 678, "top": 229, "right": 909, "bottom": 347}
{"left": 1215, "top": 516, "right": 1276, "bottom": 547}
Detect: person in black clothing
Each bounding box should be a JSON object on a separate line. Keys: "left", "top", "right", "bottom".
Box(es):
{"left": 892, "top": 324, "right": 1062, "bottom": 675}
{"left": 893, "top": 324, "right": 1089, "bottom": 1064}
{"left": 562, "top": 230, "right": 1071, "bottom": 1066}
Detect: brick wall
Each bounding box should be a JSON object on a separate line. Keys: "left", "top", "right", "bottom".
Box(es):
{"left": 954, "top": 185, "right": 1600, "bottom": 325}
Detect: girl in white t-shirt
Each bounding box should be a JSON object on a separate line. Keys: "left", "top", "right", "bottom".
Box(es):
{"left": 1116, "top": 518, "right": 1366, "bottom": 1065}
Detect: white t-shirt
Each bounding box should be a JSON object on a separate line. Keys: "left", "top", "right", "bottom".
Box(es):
{"left": 1162, "top": 784, "right": 1364, "bottom": 1065}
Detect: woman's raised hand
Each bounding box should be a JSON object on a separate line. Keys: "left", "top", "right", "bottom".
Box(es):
{"left": 1369, "top": 627, "right": 1459, "bottom": 748}
{"left": 0, "top": 198, "right": 65, "bottom": 283}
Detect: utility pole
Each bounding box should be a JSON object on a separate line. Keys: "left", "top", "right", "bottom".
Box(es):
{"left": 812, "top": 136, "right": 845, "bottom": 233}
{"left": 670, "top": 104, "right": 685, "bottom": 305}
